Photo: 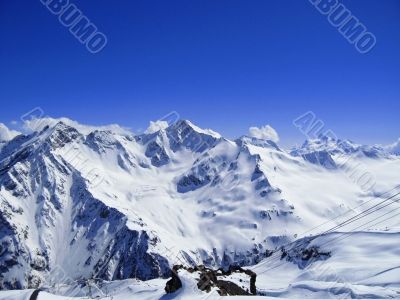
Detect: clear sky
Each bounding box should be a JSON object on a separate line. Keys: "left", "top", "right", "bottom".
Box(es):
{"left": 0, "top": 0, "right": 399, "bottom": 147}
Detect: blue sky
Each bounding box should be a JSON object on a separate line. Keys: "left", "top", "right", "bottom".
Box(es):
{"left": 0, "top": 0, "right": 399, "bottom": 147}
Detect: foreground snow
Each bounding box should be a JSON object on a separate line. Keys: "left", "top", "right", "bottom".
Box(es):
{"left": 1, "top": 231, "right": 399, "bottom": 299}
{"left": 253, "top": 231, "right": 400, "bottom": 299}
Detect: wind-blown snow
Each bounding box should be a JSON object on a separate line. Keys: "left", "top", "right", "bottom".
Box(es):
{"left": 248, "top": 125, "right": 279, "bottom": 143}
{"left": 0, "top": 123, "right": 20, "bottom": 142}
{"left": 145, "top": 120, "right": 169, "bottom": 134}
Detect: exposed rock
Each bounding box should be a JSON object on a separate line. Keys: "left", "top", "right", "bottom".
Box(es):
{"left": 279, "top": 243, "right": 331, "bottom": 269}
{"left": 216, "top": 280, "right": 250, "bottom": 296}
{"left": 302, "top": 151, "right": 337, "bottom": 169}
{"left": 145, "top": 141, "right": 170, "bottom": 167}
{"left": 165, "top": 265, "right": 182, "bottom": 293}
{"left": 166, "top": 120, "right": 219, "bottom": 153}
{"left": 166, "top": 264, "right": 257, "bottom": 296}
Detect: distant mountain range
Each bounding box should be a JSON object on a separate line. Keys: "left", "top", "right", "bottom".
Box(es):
{"left": 0, "top": 118, "right": 399, "bottom": 299}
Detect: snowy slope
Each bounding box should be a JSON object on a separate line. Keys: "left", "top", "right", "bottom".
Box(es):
{"left": 253, "top": 231, "right": 400, "bottom": 299}
{"left": 0, "top": 118, "right": 399, "bottom": 299}
{"left": 2, "top": 231, "right": 400, "bottom": 300}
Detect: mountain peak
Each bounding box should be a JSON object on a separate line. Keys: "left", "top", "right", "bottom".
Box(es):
{"left": 51, "top": 120, "right": 72, "bottom": 131}
{"left": 168, "top": 119, "right": 221, "bottom": 139}
{"left": 165, "top": 119, "right": 221, "bottom": 153}
{"left": 43, "top": 121, "right": 83, "bottom": 148}
{"left": 236, "top": 135, "right": 281, "bottom": 151}
{"left": 293, "top": 135, "right": 391, "bottom": 159}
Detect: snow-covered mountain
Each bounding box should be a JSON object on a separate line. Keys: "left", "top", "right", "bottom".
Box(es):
{"left": 0, "top": 119, "right": 399, "bottom": 299}
{"left": 386, "top": 138, "right": 400, "bottom": 156}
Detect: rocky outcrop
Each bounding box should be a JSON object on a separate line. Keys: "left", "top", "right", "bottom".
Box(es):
{"left": 165, "top": 265, "right": 257, "bottom": 296}
{"left": 177, "top": 156, "right": 223, "bottom": 193}
{"left": 145, "top": 140, "right": 170, "bottom": 167}
{"left": 278, "top": 242, "right": 331, "bottom": 269}
{"left": 302, "top": 151, "right": 337, "bottom": 169}
{"left": 165, "top": 265, "right": 182, "bottom": 293}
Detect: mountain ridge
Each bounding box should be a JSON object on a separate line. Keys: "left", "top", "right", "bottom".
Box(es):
{"left": 0, "top": 118, "right": 399, "bottom": 292}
